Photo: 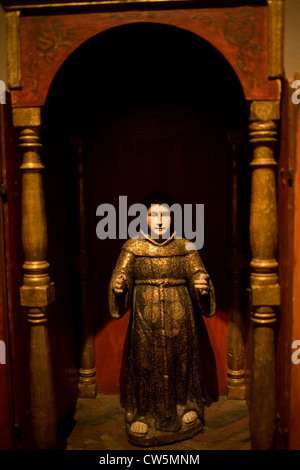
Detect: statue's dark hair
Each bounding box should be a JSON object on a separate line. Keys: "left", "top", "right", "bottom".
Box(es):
{"left": 141, "top": 190, "right": 176, "bottom": 210}
{"left": 140, "top": 191, "right": 177, "bottom": 236}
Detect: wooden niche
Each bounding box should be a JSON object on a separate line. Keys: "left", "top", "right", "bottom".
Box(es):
{"left": 2, "top": 0, "right": 284, "bottom": 451}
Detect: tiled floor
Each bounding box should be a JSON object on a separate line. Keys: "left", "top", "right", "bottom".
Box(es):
{"left": 65, "top": 394, "right": 251, "bottom": 451}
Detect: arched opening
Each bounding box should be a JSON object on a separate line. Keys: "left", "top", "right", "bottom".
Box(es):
{"left": 42, "top": 21, "right": 249, "bottom": 439}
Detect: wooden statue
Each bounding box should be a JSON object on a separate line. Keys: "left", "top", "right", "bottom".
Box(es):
{"left": 108, "top": 191, "right": 215, "bottom": 446}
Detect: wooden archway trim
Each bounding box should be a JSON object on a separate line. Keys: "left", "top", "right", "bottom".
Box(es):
{"left": 11, "top": 5, "right": 280, "bottom": 108}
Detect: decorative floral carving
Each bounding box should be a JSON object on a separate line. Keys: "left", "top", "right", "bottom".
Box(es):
{"left": 191, "top": 14, "right": 219, "bottom": 32}
{"left": 28, "top": 18, "right": 76, "bottom": 94}
{"left": 223, "top": 8, "right": 262, "bottom": 88}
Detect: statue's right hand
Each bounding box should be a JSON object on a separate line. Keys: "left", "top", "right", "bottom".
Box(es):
{"left": 113, "top": 274, "right": 127, "bottom": 295}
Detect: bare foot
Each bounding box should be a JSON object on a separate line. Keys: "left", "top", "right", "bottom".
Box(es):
{"left": 182, "top": 411, "right": 198, "bottom": 426}
{"left": 130, "top": 421, "right": 148, "bottom": 435}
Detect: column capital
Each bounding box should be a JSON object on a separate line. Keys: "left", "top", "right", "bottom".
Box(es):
{"left": 249, "top": 100, "right": 281, "bottom": 122}
{"left": 12, "top": 107, "right": 42, "bottom": 127}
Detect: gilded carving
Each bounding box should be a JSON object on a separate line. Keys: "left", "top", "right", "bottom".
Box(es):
{"left": 248, "top": 100, "right": 280, "bottom": 450}
{"left": 14, "top": 107, "right": 57, "bottom": 449}
{"left": 226, "top": 132, "right": 247, "bottom": 400}
{"left": 267, "top": 0, "right": 284, "bottom": 78}
{"left": 6, "top": 10, "right": 22, "bottom": 89}
{"left": 71, "top": 137, "right": 97, "bottom": 398}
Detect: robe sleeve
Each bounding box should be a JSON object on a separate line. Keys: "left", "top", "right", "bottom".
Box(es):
{"left": 108, "top": 246, "right": 135, "bottom": 319}
{"left": 185, "top": 246, "right": 216, "bottom": 318}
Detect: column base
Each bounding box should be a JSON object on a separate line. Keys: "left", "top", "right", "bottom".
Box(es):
{"left": 227, "top": 373, "right": 246, "bottom": 400}
{"left": 78, "top": 368, "right": 97, "bottom": 398}
{"left": 79, "top": 381, "right": 97, "bottom": 398}
{"left": 227, "top": 383, "right": 246, "bottom": 400}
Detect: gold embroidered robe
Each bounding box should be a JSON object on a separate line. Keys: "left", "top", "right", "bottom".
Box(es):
{"left": 108, "top": 235, "right": 216, "bottom": 444}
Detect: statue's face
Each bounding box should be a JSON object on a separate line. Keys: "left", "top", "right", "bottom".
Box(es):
{"left": 147, "top": 204, "right": 172, "bottom": 240}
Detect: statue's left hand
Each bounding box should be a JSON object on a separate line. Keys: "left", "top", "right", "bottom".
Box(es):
{"left": 113, "top": 274, "right": 127, "bottom": 295}
{"left": 194, "top": 273, "right": 210, "bottom": 295}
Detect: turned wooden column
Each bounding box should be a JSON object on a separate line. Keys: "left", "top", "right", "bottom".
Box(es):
{"left": 13, "top": 107, "right": 57, "bottom": 449}
{"left": 71, "top": 137, "right": 96, "bottom": 398}
{"left": 227, "top": 132, "right": 247, "bottom": 400}
{"left": 248, "top": 100, "right": 280, "bottom": 450}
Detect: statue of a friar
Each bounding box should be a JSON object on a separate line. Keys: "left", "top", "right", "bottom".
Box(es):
{"left": 108, "top": 191, "right": 215, "bottom": 446}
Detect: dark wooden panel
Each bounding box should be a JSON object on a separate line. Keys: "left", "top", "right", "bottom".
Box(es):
{"left": 289, "top": 73, "right": 300, "bottom": 450}
{"left": 0, "top": 104, "right": 13, "bottom": 446}
{"left": 0, "top": 96, "right": 31, "bottom": 449}
{"left": 276, "top": 78, "right": 295, "bottom": 449}
{"left": 0, "top": 273, "right": 12, "bottom": 450}
{"left": 0, "top": 99, "right": 22, "bottom": 449}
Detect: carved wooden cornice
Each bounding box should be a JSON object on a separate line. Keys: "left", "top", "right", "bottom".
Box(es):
{"left": 2, "top": 0, "right": 269, "bottom": 14}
